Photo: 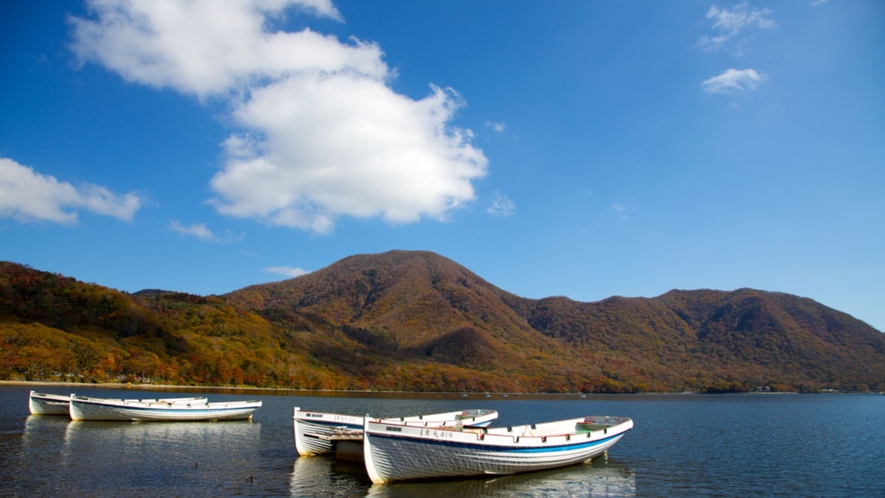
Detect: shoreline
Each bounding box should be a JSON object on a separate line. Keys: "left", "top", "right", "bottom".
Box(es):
{"left": 2, "top": 380, "right": 865, "bottom": 397}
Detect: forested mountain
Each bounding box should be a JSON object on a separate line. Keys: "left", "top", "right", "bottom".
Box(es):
{"left": 2, "top": 252, "right": 883, "bottom": 392}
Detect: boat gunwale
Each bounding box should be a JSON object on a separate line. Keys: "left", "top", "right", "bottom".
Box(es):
{"left": 294, "top": 408, "right": 497, "bottom": 425}
{"left": 294, "top": 417, "right": 363, "bottom": 429}
{"left": 29, "top": 391, "right": 72, "bottom": 401}
{"left": 69, "top": 396, "right": 261, "bottom": 413}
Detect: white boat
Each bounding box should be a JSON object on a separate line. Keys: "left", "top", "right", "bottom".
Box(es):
{"left": 28, "top": 391, "right": 71, "bottom": 415}
{"left": 69, "top": 394, "right": 260, "bottom": 421}
{"left": 362, "top": 414, "right": 633, "bottom": 484}
{"left": 293, "top": 407, "right": 498, "bottom": 459}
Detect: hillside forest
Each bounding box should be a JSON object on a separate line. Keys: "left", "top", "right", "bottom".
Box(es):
{"left": 2, "top": 252, "right": 883, "bottom": 393}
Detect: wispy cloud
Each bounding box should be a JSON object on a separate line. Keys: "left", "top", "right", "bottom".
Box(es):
{"left": 266, "top": 266, "right": 310, "bottom": 278}
{"left": 697, "top": 2, "right": 775, "bottom": 54}
{"left": 702, "top": 68, "right": 765, "bottom": 94}
{"left": 610, "top": 203, "right": 630, "bottom": 220}
{"left": 0, "top": 157, "right": 141, "bottom": 224}
{"left": 170, "top": 220, "right": 242, "bottom": 243}
{"left": 487, "top": 190, "right": 516, "bottom": 217}
{"left": 486, "top": 121, "right": 506, "bottom": 133}
{"left": 70, "top": 0, "right": 488, "bottom": 234}
{"left": 170, "top": 221, "right": 213, "bottom": 240}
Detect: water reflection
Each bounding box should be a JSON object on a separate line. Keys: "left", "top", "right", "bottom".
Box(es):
{"left": 62, "top": 418, "right": 262, "bottom": 465}
{"left": 289, "top": 455, "right": 372, "bottom": 496}
{"left": 63, "top": 418, "right": 261, "bottom": 444}
{"left": 369, "top": 461, "right": 635, "bottom": 498}
{"left": 46, "top": 420, "right": 262, "bottom": 496}
{"left": 22, "top": 413, "right": 70, "bottom": 438}
{"left": 14, "top": 416, "right": 74, "bottom": 494}
{"left": 62, "top": 419, "right": 262, "bottom": 471}
{"left": 288, "top": 455, "right": 635, "bottom": 497}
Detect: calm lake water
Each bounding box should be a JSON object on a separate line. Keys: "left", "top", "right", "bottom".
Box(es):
{"left": 0, "top": 385, "right": 882, "bottom": 497}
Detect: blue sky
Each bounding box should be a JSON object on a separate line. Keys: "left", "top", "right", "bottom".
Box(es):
{"left": 1, "top": 0, "right": 883, "bottom": 331}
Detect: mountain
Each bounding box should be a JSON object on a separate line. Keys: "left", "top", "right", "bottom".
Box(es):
{"left": 225, "top": 251, "right": 592, "bottom": 391}
{"left": 226, "top": 250, "right": 885, "bottom": 392}
{"left": 2, "top": 252, "right": 883, "bottom": 392}
{"left": 511, "top": 289, "right": 885, "bottom": 392}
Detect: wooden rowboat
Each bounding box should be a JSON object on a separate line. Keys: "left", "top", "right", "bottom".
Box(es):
{"left": 363, "top": 414, "right": 633, "bottom": 483}
{"left": 69, "top": 394, "right": 259, "bottom": 422}
{"left": 28, "top": 391, "right": 72, "bottom": 416}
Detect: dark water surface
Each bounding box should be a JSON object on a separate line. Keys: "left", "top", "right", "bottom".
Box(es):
{"left": 1, "top": 385, "right": 882, "bottom": 497}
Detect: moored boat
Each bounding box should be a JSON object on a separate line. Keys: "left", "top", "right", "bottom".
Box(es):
{"left": 69, "top": 394, "right": 260, "bottom": 422}
{"left": 362, "top": 414, "right": 633, "bottom": 484}
{"left": 293, "top": 407, "right": 498, "bottom": 458}
{"left": 28, "top": 391, "right": 72, "bottom": 415}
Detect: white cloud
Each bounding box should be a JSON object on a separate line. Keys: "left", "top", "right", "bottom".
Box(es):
{"left": 698, "top": 2, "right": 775, "bottom": 54}
{"left": 170, "top": 220, "right": 243, "bottom": 243}
{"left": 70, "top": 0, "right": 488, "bottom": 233}
{"left": 0, "top": 157, "right": 141, "bottom": 224}
{"left": 487, "top": 190, "right": 516, "bottom": 217}
{"left": 68, "top": 0, "right": 354, "bottom": 98}
{"left": 266, "top": 266, "right": 310, "bottom": 278}
{"left": 702, "top": 68, "right": 765, "bottom": 94}
{"left": 211, "top": 78, "right": 486, "bottom": 232}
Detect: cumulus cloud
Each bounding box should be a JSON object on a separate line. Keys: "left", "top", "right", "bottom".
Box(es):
{"left": 487, "top": 190, "right": 516, "bottom": 217}
{"left": 70, "top": 0, "right": 488, "bottom": 233}
{"left": 702, "top": 68, "right": 765, "bottom": 94}
{"left": 266, "top": 266, "right": 310, "bottom": 278}
{"left": 0, "top": 157, "right": 141, "bottom": 224}
{"left": 68, "top": 0, "right": 354, "bottom": 98}
{"left": 211, "top": 79, "right": 486, "bottom": 232}
{"left": 698, "top": 2, "right": 775, "bottom": 54}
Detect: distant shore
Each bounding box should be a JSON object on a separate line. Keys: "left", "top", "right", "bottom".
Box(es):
{"left": 0, "top": 380, "right": 300, "bottom": 393}
{"left": 1, "top": 380, "right": 685, "bottom": 398}
{"left": 2, "top": 380, "right": 869, "bottom": 397}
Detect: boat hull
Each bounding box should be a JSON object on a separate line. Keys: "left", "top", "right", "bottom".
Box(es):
{"left": 363, "top": 416, "right": 633, "bottom": 484}
{"left": 69, "top": 396, "right": 260, "bottom": 422}
{"left": 28, "top": 391, "right": 71, "bottom": 416}
{"left": 293, "top": 408, "right": 365, "bottom": 456}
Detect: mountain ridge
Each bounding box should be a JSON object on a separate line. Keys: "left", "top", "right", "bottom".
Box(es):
{"left": 2, "top": 251, "right": 883, "bottom": 392}
{"left": 225, "top": 250, "right": 884, "bottom": 392}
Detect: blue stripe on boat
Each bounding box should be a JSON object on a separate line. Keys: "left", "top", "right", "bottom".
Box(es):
{"left": 371, "top": 432, "right": 623, "bottom": 453}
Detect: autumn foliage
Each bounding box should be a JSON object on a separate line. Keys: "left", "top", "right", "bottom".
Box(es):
{"left": 2, "top": 252, "right": 883, "bottom": 393}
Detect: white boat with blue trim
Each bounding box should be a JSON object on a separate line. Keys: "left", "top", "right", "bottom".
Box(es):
{"left": 362, "top": 414, "right": 633, "bottom": 483}
{"left": 293, "top": 407, "right": 498, "bottom": 458}
{"left": 28, "top": 391, "right": 72, "bottom": 415}
{"left": 69, "top": 394, "right": 260, "bottom": 422}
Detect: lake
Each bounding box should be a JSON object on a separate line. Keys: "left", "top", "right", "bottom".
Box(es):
{"left": 1, "top": 385, "right": 882, "bottom": 497}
